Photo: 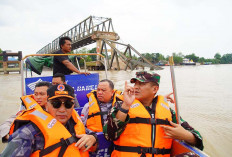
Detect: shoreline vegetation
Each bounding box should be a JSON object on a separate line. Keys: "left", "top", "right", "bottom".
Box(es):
{"left": 71, "top": 48, "right": 232, "bottom": 65}
{"left": 1, "top": 48, "right": 231, "bottom": 68}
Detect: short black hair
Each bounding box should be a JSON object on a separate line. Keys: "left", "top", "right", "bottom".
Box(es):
{"left": 99, "top": 79, "right": 114, "bottom": 90}
{"left": 53, "top": 73, "right": 66, "bottom": 82}
{"left": 59, "top": 36, "right": 72, "bottom": 49}
{"left": 35, "top": 81, "right": 51, "bottom": 90}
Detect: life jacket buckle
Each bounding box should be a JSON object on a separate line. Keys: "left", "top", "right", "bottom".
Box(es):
{"left": 60, "top": 138, "right": 70, "bottom": 146}
{"left": 138, "top": 146, "right": 148, "bottom": 157}
{"left": 61, "top": 136, "right": 76, "bottom": 146}
{"left": 137, "top": 146, "right": 142, "bottom": 154}
{"left": 150, "top": 118, "right": 156, "bottom": 125}
{"left": 150, "top": 147, "right": 157, "bottom": 154}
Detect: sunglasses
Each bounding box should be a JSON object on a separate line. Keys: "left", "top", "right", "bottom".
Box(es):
{"left": 50, "top": 100, "right": 74, "bottom": 109}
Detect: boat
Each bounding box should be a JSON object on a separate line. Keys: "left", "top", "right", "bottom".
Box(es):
{"left": 20, "top": 53, "right": 209, "bottom": 157}
{"left": 203, "top": 62, "right": 212, "bottom": 65}
{"left": 180, "top": 58, "right": 196, "bottom": 65}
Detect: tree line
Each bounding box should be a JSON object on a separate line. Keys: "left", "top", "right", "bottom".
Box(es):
{"left": 166, "top": 52, "right": 232, "bottom": 64}
{"left": 73, "top": 48, "right": 232, "bottom": 65}
{"left": 1, "top": 48, "right": 231, "bottom": 65}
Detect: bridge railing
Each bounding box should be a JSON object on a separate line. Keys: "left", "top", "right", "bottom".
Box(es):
{"left": 37, "top": 16, "right": 114, "bottom": 54}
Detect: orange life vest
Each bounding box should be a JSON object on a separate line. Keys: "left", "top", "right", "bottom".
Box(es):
{"left": 112, "top": 95, "right": 173, "bottom": 157}
{"left": 20, "top": 94, "right": 42, "bottom": 110}
{"left": 10, "top": 105, "right": 88, "bottom": 157}
{"left": 86, "top": 90, "right": 123, "bottom": 132}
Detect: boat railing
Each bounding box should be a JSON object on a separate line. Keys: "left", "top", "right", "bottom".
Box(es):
{"left": 21, "top": 53, "right": 108, "bottom": 96}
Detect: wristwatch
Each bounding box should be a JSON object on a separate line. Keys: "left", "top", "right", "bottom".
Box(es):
{"left": 119, "top": 106, "right": 129, "bottom": 114}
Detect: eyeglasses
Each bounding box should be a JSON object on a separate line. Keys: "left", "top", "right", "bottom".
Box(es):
{"left": 50, "top": 100, "right": 74, "bottom": 109}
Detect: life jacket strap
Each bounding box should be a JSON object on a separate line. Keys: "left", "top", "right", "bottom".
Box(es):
{"left": 114, "top": 145, "right": 171, "bottom": 156}
{"left": 87, "top": 111, "right": 108, "bottom": 119}
{"left": 39, "top": 135, "right": 79, "bottom": 157}
{"left": 129, "top": 117, "right": 171, "bottom": 126}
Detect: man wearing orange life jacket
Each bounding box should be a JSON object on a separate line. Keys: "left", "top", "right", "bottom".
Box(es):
{"left": 103, "top": 71, "right": 203, "bottom": 157}
{"left": 81, "top": 79, "right": 123, "bottom": 156}
{"left": 81, "top": 79, "right": 123, "bottom": 133}
{"left": 0, "top": 81, "right": 51, "bottom": 143}
{"left": 1, "top": 84, "right": 97, "bottom": 157}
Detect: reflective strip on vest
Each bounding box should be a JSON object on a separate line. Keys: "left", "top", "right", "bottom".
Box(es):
{"left": 29, "top": 103, "right": 37, "bottom": 109}
{"left": 25, "top": 97, "right": 32, "bottom": 104}
{"left": 30, "top": 110, "right": 47, "bottom": 120}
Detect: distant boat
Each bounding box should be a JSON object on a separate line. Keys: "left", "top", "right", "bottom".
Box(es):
{"left": 203, "top": 62, "right": 212, "bottom": 65}
{"left": 180, "top": 58, "right": 196, "bottom": 65}
{"left": 155, "top": 62, "right": 165, "bottom": 66}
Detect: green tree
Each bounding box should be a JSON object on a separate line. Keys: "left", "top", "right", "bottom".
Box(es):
{"left": 0, "top": 48, "right": 2, "bottom": 61}
{"left": 157, "top": 53, "right": 165, "bottom": 61}
{"left": 88, "top": 48, "right": 97, "bottom": 61}
{"left": 141, "top": 53, "right": 153, "bottom": 63}
{"left": 75, "top": 48, "right": 89, "bottom": 67}
{"left": 198, "top": 57, "right": 205, "bottom": 64}
{"left": 132, "top": 54, "right": 137, "bottom": 60}
{"left": 214, "top": 53, "right": 221, "bottom": 64}
{"left": 221, "top": 53, "right": 232, "bottom": 64}
{"left": 185, "top": 53, "right": 199, "bottom": 62}
{"left": 214, "top": 53, "right": 221, "bottom": 60}
{"left": 172, "top": 52, "right": 183, "bottom": 64}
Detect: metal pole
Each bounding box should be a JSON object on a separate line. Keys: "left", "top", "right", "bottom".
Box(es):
{"left": 104, "top": 58, "right": 108, "bottom": 79}
{"left": 25, "top": 63, "right": 28, "bottom": 78}
{"left": 21, "top": 60, "right": 24, "bottom": 96}
{"left": 169, "top": 56, "right": 180, "bottom": 124}
{"left": 81, "top": 58, "right": 87, "bottom": 73}
{"left": 76, "top": 57, "right": 81, "bottom": 71}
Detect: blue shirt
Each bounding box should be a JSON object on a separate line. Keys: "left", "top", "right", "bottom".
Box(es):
{"left": 0, "top": 123, "right": 44, "bottom": 157}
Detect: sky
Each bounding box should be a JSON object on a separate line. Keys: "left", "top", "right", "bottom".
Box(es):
{"left": 0, "top": 0, "right": 231, "bottom": 58}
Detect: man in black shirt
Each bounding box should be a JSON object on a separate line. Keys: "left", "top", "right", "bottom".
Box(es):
{"left": 53, "top": 36, "right": 90, "bottom": 75}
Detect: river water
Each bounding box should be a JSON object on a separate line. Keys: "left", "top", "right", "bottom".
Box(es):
{"left": 0, "top": 64, "right": 232, "bottom": 156}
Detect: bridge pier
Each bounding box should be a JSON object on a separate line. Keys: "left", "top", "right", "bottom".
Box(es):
{"left": 0, "top": 51, "right": 22, "bottom": 74}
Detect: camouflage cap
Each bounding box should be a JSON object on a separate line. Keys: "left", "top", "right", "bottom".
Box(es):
{"left": 130, "top": 71, "right": 160, "bottom": 85}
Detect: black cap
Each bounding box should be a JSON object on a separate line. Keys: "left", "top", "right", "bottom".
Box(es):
{"left": 47, "top": 84, "right": 74, "bottom": 100}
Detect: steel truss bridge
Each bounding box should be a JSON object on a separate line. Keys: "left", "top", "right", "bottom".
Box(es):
{"left": 36, "top": 16, "right": 162, "bottom": 70}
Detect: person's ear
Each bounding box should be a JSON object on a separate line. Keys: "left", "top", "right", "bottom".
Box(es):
{"left": 45, "top": 103, "right": 48, "bottom": 111}
{"left": 45, "top": 97, "right": 49, "bottom": 111}
{"left": 111, "top": 90, "right": 114, "bottom": 96}
{"left": 152, "top": 85, "right": 159, "bottom": 94}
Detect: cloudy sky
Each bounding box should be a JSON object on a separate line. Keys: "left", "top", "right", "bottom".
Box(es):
{"left": 0, "top": 0, "right": 231, "bottom": 58}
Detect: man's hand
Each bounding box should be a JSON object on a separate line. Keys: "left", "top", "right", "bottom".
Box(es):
{"left": 116, "top": 81, "right": 135, "bottom": 122}
{"left": 161, "top": 121, "right": 196, "bottom": 145}
{"left": 62, "top": 60, "right": 90, "bottom": 75}
{"left": 79, "top": 72, "right": 90, "bottom": 76}
{"left": 75, "top": 134, "right": 96, "bottom": 152}
{"left": 121, "top": 81, "right": 135, "bottom": 110}
{"left": 164, "top": 92, "right": 174, "bottom": 103}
